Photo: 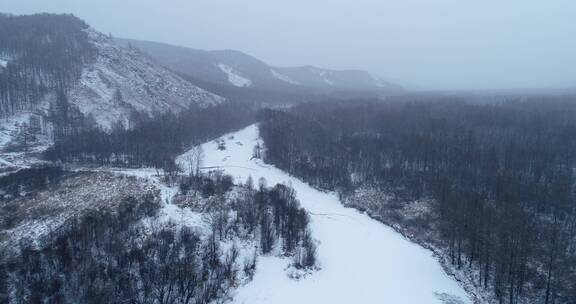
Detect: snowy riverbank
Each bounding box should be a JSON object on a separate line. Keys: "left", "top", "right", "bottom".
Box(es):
{"left": 178, "top": 124, "right": 471, "bottom": 304}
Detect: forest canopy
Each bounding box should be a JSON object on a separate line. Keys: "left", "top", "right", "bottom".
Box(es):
{"left": 259, "top": 97, "right": 576, "bottom": 303}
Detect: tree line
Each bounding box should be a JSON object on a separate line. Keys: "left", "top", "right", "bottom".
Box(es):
{"left": 44, "top": 100, "right": 256, "bottom": 170}
{"left": 258, "top": 97, "right": 576, "bottom": 303}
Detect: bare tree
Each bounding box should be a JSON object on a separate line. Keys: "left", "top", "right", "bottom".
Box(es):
{"left": 252, "top": 142, "right": 262, "bottom": 159}
{"left": 186, "top": 145, "right": 204, "bottom": 177}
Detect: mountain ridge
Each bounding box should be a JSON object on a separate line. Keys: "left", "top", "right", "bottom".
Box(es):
{"left": 117, "top": 38, "right": 403, "bottom": 101}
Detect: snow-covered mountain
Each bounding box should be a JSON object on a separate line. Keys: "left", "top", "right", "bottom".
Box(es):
{"left": 117, "top": 39, "right": 292, "bottom": 89}
{"left": 71, "top": 29, "right": 223, "bottom": 129}
{"left": 0, "top": 14, "right": 226, "bottom": 171}
{"left": 117, "top": 38, "right": 403, "bottom": 101}
{"left": 0, "top": 14, "right": 224, "bottom": 166}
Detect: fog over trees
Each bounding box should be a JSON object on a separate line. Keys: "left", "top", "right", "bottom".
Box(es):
{"left": 1, "top": 2, "right": 575, "bottom": 304}
{"left": 4, "top": 1, "right": 576, "bottom": 90}
{"left": 259, "top": 98, "right": 576, "bottom": 303}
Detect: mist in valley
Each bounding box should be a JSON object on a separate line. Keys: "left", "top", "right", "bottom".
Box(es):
{"left": 2, "top": 2, "right": 576, "bottom": 304}
{"left": 4, "top": 0, "right": 576, "bottom": 91}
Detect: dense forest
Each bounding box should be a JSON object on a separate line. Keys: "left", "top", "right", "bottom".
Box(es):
{"left": 0, "top": 170, "right": 315, "bottom": 304}
{"left": 259, "top": 97, "right": 576, "bottom": 303}
{"left": 0, "top": 13, "right": 96, "bottom": 116}
{"left": 44, "top": 100, "right": 256, "bottom": 170}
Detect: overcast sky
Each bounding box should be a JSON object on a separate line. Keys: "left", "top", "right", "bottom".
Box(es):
{"left": 3, "top": 0, "right": 576, "bottom": 90}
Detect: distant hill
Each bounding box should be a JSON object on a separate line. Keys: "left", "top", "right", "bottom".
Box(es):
{"left": 117, "top": 38, "right": 403, "bottom": 103}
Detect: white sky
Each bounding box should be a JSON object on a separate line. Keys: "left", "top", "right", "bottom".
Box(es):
{"left": 2, "top": 0, "right": 576, "bottom": 90}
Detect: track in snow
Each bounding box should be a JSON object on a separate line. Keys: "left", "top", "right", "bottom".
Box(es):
{"left": 178, "top": 124, "right": 471, "bottom": 304}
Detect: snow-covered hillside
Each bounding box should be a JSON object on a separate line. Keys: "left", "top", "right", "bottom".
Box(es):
{"left": 70, "top": 29, "right": 224, "bottom": 129}
{"left": 0, "top": 24, "right": 226, "bottom": 167}
{"left": 217, "top": 64, "right": 253, "bottom": 87}
{"left": 273, "top": 65, "right": 400, "bottom": 91}
{"left": 178, "top": 124, "right": 471, "bottom": 304}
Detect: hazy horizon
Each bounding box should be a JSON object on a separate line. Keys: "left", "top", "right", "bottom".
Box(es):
{"left": 3, "top": 0, "right": 576, "bottom": 91}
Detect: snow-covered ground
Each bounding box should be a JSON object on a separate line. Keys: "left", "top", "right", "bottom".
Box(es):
{"left": 0, "top": 108, "right": 53, "bottom": 170}
{"left": 108, "top": 168, "right": 207, "bottom": 230}
{"left": 0, "top": 171, "right": 159, "bottom": 251}
{"left": 0, "top": 112, "right": 34, "bottom": 169}
{"left": 178, "top": 124, "right": 471, "bottom": 304}
{"left": 0, "top": 112, "right": 31, "bottom": 149}
{"left": 217, "top": 64, "right": 252, "bottom": 87}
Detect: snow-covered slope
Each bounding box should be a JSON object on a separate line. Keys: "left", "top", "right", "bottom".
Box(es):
{"left": 273, "top": 65, "right": 400, "bottom": 91}
{"left": 116, "top": 39, "right": 285, "bottom": 88}
{"left": 217, "top": 64, "right": 253, "bottom": 87}
{"left": 0, "top": 21, "right": 225, "bottom": 168}
{"left": 178, "top": 124, "right": 471, "bottom": 304}
{"left": 70, "top": 29, "right": 224, "bottom": 129}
